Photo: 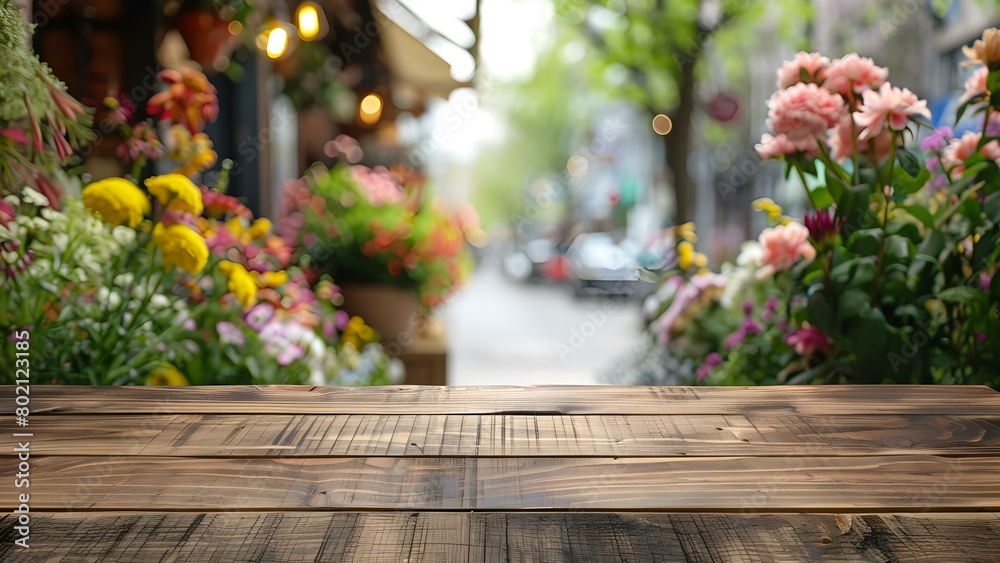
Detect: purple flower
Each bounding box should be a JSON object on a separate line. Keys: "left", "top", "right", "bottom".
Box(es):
{"left": 762, "top": 298, "right": 779, "bottom": 322}
{"left": 920, "top": 126, "right": 953, "bottom": 152}
{"left": 724, "top": 314, "right": 762, "bottom": 349}
{"left": 980, "top": 274, "right": 992, "bottom": 292}
{"left": 216, "top": 321, "right": 246, "bottom": 346}
{"left": 276, "top": 344, "right": 305, "bottom": 366}
{"left": 976, "top": 332, "right": 987, "bottom": 343}
{"left": 244, "top": 303, "right": 275, "bottom": 332}
{"left": 335, "top": 310, "right": 350, "bottom": 331}
{"left": 986, "top": 114, "right": 1000, "bottom": 137}
{"left": 696, "top": 352, "right": 723, "bottom": 381}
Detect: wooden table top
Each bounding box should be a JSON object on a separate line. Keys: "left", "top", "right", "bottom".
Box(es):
{"left": 3, "top": 385, "right": 1000, "bottom": 561}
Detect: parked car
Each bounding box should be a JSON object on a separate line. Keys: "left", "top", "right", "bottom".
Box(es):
{"left": 566, "top": 233, "right": 651, "bottom": 298}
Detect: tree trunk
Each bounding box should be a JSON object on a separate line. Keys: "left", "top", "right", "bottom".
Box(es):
{"left": 665, "top": 54, "right": 698, "bottom": 224}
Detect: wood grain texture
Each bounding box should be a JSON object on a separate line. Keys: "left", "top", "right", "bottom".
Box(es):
{"left": 14, "top": 385, "right": 1000, "bottom": 416}
{"left": 13, "top": 385, "right": 1000, "bottom": 416}
{"left": 6, "top": 455, "right": 998, "bottom": 512}
{"left": 3, "top": 512, "right": 999, "bottom": 562}
{"left": 5, "top": 412, "right": 998, "bottom": 457}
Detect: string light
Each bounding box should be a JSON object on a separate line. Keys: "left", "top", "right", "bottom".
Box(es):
{"left": 359, "top": 93, "right": 383, "bottom": 125}
{"left": 296, "top": 2, "right": 327, "bottom": 41}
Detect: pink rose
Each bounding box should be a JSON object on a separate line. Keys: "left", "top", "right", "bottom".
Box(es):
{"left": 942, "top": 131, "right": 1000, "bottom": 171}
{"left": 756, "top": 133, "right": 818, "bottom": 160}
{"left": 766, "top": 83, "right": 845, "bottom": 148}
{"left": 827, "top": 114, "right": 893, "bottom": 162}
{"left": 824, "top": 54, "right": 888, "bottom": 97}
{"left": 960, "top": 66, "right": 989, "bottom": 104}
{"left": 757, "top": 222, "right": 816, "bottom": 278}
{"left": 776, "top": 52, "right": 830, "bottom": 89}
{"left": 855, "top": 83, "right": 931, "bottom": 140}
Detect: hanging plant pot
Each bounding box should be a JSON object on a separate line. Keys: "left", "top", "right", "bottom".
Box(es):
{"left": 338, "top": 283, "right": 422, "bottom": 346}
{"left": 172, "top": 9, "right": 235, "bottom": 69}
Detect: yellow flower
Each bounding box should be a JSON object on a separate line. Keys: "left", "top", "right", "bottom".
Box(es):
{"left": 675, "top": 222, "right": 697, "bottom": 242}
{"left": 145, "top": 174, "right": 204, "bottom": 215}
{"left": 342, "top": 316, "right": 376, "bottom": 348}
{"left": 81, "top": 178, "right": 150, "bottom": 228}
{"left": 147, "top": 366, "right": 189, "bottom": 386}
{"left": 153, "top": 223, "right": 209, "bottom": 275}
{"left": 752, "top": 197, "right": 783, "bottom": 220}
{"left": 167, "top": 126, "right": 218, "bottom": 177}
{"left": 247, "top": 218, "right": 272, "bottom": 239}
{"left": 963, "top": 28, "right": 1000, "bottom": 67}
{"left": 677, "top": 241, "right": 708, "bottom": 270}
{"left": 254, "top": 270, "right": 289, "bottom": 288}
{"left": 219, "top": 261, "right": 258, "bottom": 309}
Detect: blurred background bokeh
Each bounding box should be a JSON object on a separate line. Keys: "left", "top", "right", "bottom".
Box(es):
{"left": 25, "top": 0, "right": 1000, "bottom": 384}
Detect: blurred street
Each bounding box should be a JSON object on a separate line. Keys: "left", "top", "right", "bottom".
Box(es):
{"left": 444, "top": 259, "right": 643, "bottom": 385}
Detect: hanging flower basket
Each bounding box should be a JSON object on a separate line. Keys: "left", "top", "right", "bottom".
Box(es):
{"left": 172, "top": 9, "right": 235, "bottom": 69}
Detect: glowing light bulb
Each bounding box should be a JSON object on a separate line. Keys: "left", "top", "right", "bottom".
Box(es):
{"left": 265, "top": 27, "right": 289, "bottom": 59}
{"left": 296, "top": 3, "right": 323, "bottom": 41}
{"left": 360, "top": 94, "right": 383, "bottom": 115}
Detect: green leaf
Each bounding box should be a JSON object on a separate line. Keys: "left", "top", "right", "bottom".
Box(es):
{"left": 847, "top": 229, "right": 881, "bottom": 257}
{"left": 937, "top": 286, "right": 981, "bottom": 304}
{"left": 837, "top": 289, "right": 870, "bottom": 323}
{"left": 807, "top": 292, "right": 836, "bottom": 336}
{"left": 899, "top": 205, "right": 935, "bottom": 229}
{"left": 985, "top": 192, "right": 1000, "bottom": 220}
{"left": 919, "top": 230, "right": 946, "bottom": 259}
{"left": 849, "top": 308, "right": 889, "bottom": 371}
{"left": 896, "top": 148, "right": 921, "bottom": 177}
{"left": 892, "top": 166, "right": 930, "bottom": 197}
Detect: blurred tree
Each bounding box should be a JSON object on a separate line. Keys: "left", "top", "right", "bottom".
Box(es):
{"left": 473, "top": 34, "right": 598, "bottom": 228}
{"left": 570, "top": 0, "right": 813, "bottom": 223}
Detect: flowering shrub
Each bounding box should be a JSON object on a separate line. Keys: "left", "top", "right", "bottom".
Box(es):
{"left": 1, "top": 54, "right": 397, "bottom": 385}
{"left": 281, "top": 157, "right": 482, "bottom": 308}
{"left": 646, "top": 33, "right": 1000, "bottom": 386}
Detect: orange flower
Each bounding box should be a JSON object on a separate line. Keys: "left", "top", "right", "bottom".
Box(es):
{"left": 147, "top": 68, "right": 220, "bottom": 134}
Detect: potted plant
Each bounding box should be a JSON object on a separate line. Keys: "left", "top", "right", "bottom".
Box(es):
{"left": 279, "top": 142, "right": 482, "bottom": 342}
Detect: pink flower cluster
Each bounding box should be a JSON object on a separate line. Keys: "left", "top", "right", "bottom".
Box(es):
{"left": 352, "top": 165, "right": 406, "bottom": 206}
{"left": 757, "top": 52, "right": 930, "bottom": 162}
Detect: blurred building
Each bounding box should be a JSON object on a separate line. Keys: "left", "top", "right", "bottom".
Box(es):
{"left": 28, "top": 0, "right": 479, "bottom": 217}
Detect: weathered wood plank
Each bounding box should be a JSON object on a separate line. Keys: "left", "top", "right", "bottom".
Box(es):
{"left": 6, "top": 455, "right": 997, "bottom": 512}
{"left": 2, "top": 512, "right": 999, "bottom": 562}
{"left": 13, "top": 385, "right": 1000, "bottom": 416}
{"left": 5, "top": 413, "right": 998, "bottom": 457}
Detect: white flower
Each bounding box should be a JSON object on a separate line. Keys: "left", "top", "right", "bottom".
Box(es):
{"left": 51, "top": 233, "right": 69, "bottom": 252}
{"left": 736, "top": 240, "right": 764, "bottom": 267}
{"left": 40, "top": 207, "right": 63, "bottom": 221}
{"left": 149, "top": 294, "right": 170, "bottom": 309}
{"left": 98, "top": 287, "right": 123, "bottom": 310}
{"left": 114, "top": 273, "right": 135, "bottom": 287}
{"left": 111, "top": 226, "right": 136, "bottom": 246}
{"left": 21, "top": 187, "right": 50, "bottom": 207}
